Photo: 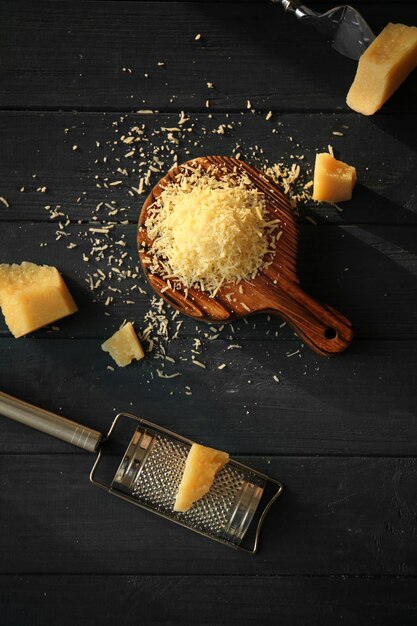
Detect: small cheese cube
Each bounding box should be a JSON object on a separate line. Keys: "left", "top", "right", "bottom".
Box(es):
{"left": 101, "top": 322, "right": 144, "bottom": 367}
{"left": 174, "top": 443, "right": 229, "bottom": 512}
{"left": 312, "top": 153, "right": 357, "bottom": 203}
{"left": 347, "top": 23, "right": 417, "bottom": 116}
{"left": 0, "top": 262, "right": 78, "bottom": 338}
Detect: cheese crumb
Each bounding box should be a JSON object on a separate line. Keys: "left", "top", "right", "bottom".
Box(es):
{"left": 192, "top": 359, "right": 206, "bottom": 369}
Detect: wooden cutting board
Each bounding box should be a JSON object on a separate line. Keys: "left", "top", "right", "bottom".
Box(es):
{"left": 137, "top": 156, "right": 353, "bottom": 356}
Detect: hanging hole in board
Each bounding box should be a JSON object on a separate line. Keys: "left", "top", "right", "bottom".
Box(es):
{"left": 324, "top": 327, "right": 338, "bottom": 340}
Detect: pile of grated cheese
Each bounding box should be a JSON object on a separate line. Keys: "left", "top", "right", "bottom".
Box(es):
{"left": 144, "top": 164, "right": 280, "bottom": 296}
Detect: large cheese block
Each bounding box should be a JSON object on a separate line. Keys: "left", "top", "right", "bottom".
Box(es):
{"left": 0, "top": 261, "right": 78, "bottom": 338}
{"left": 312, "top": 153, "right": 356, "bottom": 203}
{"left": 347, "top": 23, "right": 417, "bottom": 115}
{"left": 101, "top": 321, "right": 145, "bottom": 367}
{"left": 174, "top": 443, "right": 229, "bottom": 512}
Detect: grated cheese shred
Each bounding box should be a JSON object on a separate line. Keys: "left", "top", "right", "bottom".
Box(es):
{"left": 143, "top": 164, "right": 280, "bottom": 296}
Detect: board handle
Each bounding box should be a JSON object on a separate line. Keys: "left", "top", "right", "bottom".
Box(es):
{"left": 0, "top": 390, "right": 102, "bottom": 452}
{"left": 258, "top": 277, "right": 353, "bottom": 356}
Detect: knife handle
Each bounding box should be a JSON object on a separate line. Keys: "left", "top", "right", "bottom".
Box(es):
{"left": 0, "top": 390, "right": 102, "bottom": 453}
{"left": 274, "top": 0, "right": 316, "bottom": 19}
{"left": 278, "top": 0, "right": 301, "bottom": 11}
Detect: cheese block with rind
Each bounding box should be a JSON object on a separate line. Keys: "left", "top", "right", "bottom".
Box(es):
{"left": 347, "top": 23, "right": 417, "bottom": 116}
{"left": 101, "top": 322, "right": 145, "bottom": 367}
{"left": 174, "top": 443, "right": 229, "bottom": 512}
{"left": 312, "top": 153, "right": 356, "bottom": 203}
{"left": 0, "top": 261, "right": 78, "bottom": 338}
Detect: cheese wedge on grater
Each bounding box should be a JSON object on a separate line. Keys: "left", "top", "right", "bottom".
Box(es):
{"left": 174, "top": 443, "right": 229, "bottom": 512}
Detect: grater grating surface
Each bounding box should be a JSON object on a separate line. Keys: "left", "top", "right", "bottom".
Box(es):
{"left": 0, "top": 393, "right": 283, "bottom": 554}
{"left": 90, "top": 413, "right": 283, "bottom": 552}
{"left": 131, "top": 433, "right": 247, "bottom": 538}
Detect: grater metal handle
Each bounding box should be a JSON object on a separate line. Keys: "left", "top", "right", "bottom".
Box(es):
{"left": 0, "top": 390, "right": 102, "bottom": 453}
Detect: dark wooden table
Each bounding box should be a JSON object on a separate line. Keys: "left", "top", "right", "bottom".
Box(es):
{"left": 1, "top": 1, "right": 417, "bottom": 624}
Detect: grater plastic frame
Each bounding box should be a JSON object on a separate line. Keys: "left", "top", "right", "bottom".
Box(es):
{"left": 89, "top": 412, "right": 284, "bottom": 554}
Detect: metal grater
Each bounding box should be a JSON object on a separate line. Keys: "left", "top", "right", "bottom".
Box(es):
{"left": 0, "top": 392, "right": 283, "bottom": 553}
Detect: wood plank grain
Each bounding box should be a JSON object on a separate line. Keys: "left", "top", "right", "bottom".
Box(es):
{"left": 1, "top": 222, "right": 417, "bottom": 340}
{"left": 0, "top": 454, "right": 415, "bottom": 575}
{"left": 0, "top": 3, "right": 416, "bottom": 111}
{"left": 1, "top": 338, "right": 417, "bottom": 455}
{"left": 1, "top": 1, "right": 416, "bottom": 620}
{"left": 0, "top": 110, "right": 415, "bottom": 226}
{"left": 1, "top": 574, "right": 416, "bottom": 626}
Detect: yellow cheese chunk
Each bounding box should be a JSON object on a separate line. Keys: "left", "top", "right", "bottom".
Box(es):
{"left": 101, "top": 322, "right": 145, "bottom": 367}
{"left": 174, "top": 443, "right": 229, "bottom": 512}
{"left": 312, "top": 153, "right": 356, "bottom": 203}
{"left": 347, "top": 23, "right": 417, "bottom": 115}
{"left": 0, "top": 261, "right": 78, "bottom": 338}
